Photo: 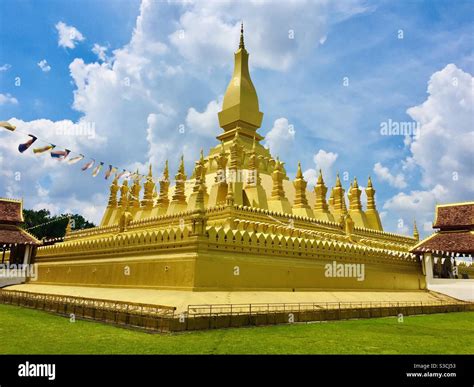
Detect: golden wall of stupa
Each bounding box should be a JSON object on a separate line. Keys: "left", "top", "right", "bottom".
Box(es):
{"left": 32, "top": 26, "right": 424, "bottom": 291}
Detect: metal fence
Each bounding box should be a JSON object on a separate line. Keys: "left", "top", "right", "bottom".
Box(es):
{"left": 186, "top": 300, "right": 472, "bottom": 317}
{"left": 179, "top": 300, "right": 473, "bottom": 331}
{"left": 1, "top": 289, "right": 471, "bottom": 332}
{"left": 0, "top": 289, "right": 176, "bottom": 332}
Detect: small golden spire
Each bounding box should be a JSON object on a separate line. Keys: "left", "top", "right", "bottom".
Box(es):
{"left": 353, "top": 177, "right": 358, "bottom": 188}
{"left": 148, "top": 164, "right": 152, "bottom": 177}
{"left": 239, "top": 22, "right": 245, "bottom": 49}
{"left": 367, "top": 176, "right": 373, "bottom": 188}
{"left": 296, "top": 161, "right": 303, "bottom": 179}
{"left": 413, "top": 219, "right": 419, "bottom": 241}
{"left": 178, "top": 155, "right": 185, "bottom": 174}
{"left": 164, "top": 160, "right": 169, "bottom": 179}
{"left": 335, "top": 173, "right": 342, "bottom": 187}
{"left": 233, "top": 128, "right": 240, "bottom": 141}
{"left": 317, "top": 169, "right": 324, "bottom": 184}
{"left": 65, "top": 217, "right": 72, "bottom": 236}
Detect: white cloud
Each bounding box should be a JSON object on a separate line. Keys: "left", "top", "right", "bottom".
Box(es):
{"left": 405, "top": 64, "right": 474, "bottom": 198}
{"left": 55, "top": 21, "right": 85, "bottom": 49}
{"left": 186, "top": 97, "right": 221, "bottom": 138}
{"left": 32, "top": 194, "right": 106, "bottom": 225}
{"left": 314, "top": 149, "right": 339, "bottom": 173}
{"left": 0, "top": 64, "right": 11, "bottom": 71}
{"left": 381, "top": 64, "right": 474, "bottom": 236}
{"left": 92, "top": 44, "right": 108, "bottom": 61}
{"left": 264, "top": 117, "right": 295, "bottom": 155}
{"left": 373, "top": 162, "right": 407, "bottom": 189}
{"left": 0, "top": 117, "right": 107, "bottom": 223}
{"left": 169, "top": 0, "right": 370, "bottom": 71}
{"left": 37, "top": 59, "right": 51, "bottom": 72}
{"left": 0, "top": 1, "right": 371, "bottom": 224}
{"left": 0, "top": 93, "right": 18, "bottom": 105}
{"left": 383, "top": 184, "right": 448, "bottom": 235}
{"left": 303, "top": 149, "right": 338, "bottom": 186}
{"left": 36, "top": 183, "right": 49, "bottom": 198}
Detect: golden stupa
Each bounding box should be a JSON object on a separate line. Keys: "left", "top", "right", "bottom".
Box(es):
{"left": 33, "top": 25, "right": 424, "bottom": 291}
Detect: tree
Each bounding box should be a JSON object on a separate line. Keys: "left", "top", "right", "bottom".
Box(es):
{"left": 22, "top": 209, "right": 95, "bottom": 240}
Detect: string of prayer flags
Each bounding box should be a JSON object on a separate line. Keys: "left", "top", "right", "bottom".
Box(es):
{"left": 50, "top": 148, "right": 71, "bottom": 160}
{"left": 0, "top": 121, "right": 16, "bottom": 131}
{"left": 92, "top": 162, "right": 104, "bottom": 177}
{"left": 1, "top": 123, "right": 152, "bottom": 182}
{"left": 81, "top": 159, "right": 95, "bottom": 171}
{"left": 104, "top": 165, "right": 117, "bottom": 180}
{"left": 116, "top": 169, "right": 128, "bottom": 179}
{"left": 67, "top": 154, "right": 84, "bottom": 165}
{"left": 33, "top": 144, "right": 56, "bottom": 154}
{"left": 18, "top": 135, "right": 38, "bottom": 153}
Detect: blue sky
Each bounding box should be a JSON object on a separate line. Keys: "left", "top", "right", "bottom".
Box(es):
{"left": 0, "top": 0, "right": 473, "bottom": 236}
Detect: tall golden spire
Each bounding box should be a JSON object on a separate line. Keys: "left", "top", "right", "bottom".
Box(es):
{"left": 268, "top": 158, "right": 292, "bottom": 214}
{"left": 157, "top": 160, "right": 170, "bottom": 212}
{"left": 118, "top": 180, "right": 129, "bottom": 209}
{"left": 348, "top": 177, "right": 368, "bottom": 228}
{"left": 413, "top": 219, "right": 419, "bottom": 241}
{"left": 107, "top": 175, "right": 119, "bottom": 207}
{"left": 365, "top": 176, "right": 383, "bottom": 231}
{"left": 313, "top": 170, "right": 334, "bottom": 222}
{"left": 141, "top": 164, "right": 155, "bottom": 209}
{"left": 292, "top": 162, "right": 313, "bottom": 217}
{"left": 314, "top": 170, "right": 328, "bottom": 211}
{"left": 218, "top": 22, "right": 263, "bottom": 140}
{"left": 167, "top": 156, "right": 188, "bottom": 214}
{"left": 129, "top": 170, "right": 141, "bottom": 209}
{"left": 349, "top": 177, "right": 362, "bottom": 210}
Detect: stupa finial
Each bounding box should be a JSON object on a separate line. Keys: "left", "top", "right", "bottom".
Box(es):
{"left": 296, "top": 161, "right": 303, "bottom": 179}
{"left": 353, "top": 176, "right": 358, "bottom": 188}
{"left": 239, "top": 22, "right": 245, "bottom": 50}
{"left": 367, "top": 175, "right": 373, "bottom": 188}
{"left": 317, "top": 169, "right": 324, "bottom": 184}
{"left": 413, "top": 219, "right": 419, "bottom": 241}
{"left": 218, "top": 21, "right": 263, "bottom": 133}
{"left": 163, "top": 160, "right": 169, "bottom": 179}
{"left": 178, "top": 155, "right": 185, "bottom": 174}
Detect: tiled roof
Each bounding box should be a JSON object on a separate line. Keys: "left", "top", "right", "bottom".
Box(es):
{"left": 433, "top": 202, "right": 474, "bottom": 229}
{"left": 411, "top": 231, "right": 474, "bottom": 255}
{"left": 0, "top": 198, "right": 23, "bottom": 223}
{"left": 0, "top": 224, "right": 40, "bottom": 245}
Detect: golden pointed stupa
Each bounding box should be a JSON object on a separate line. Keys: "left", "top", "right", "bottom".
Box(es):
{"left": 218, "top": 23, "right": 263, "bottom": 140}
{"left": 31, "top": 26, "right": 424, "bottom": 293}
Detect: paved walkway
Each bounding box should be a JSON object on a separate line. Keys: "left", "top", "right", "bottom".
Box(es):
{"left": 427, "top": 280, "right": 474, "bottom": 302}
{"left": 5, "top": 284, "right": 458, "bottom": 313}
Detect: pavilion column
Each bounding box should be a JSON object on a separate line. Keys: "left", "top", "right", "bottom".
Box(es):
{"left": 424, "top": 253, "right": 433, "bottom": 281}
{"left": 23, "top": 245, "right": 30, "bottom": 265}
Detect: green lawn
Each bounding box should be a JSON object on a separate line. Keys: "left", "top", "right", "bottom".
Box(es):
{"left": 0, "top": 304, "right": 473, "bottom": 354}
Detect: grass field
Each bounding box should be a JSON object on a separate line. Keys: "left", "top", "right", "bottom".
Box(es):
{"left": 0, "top": 304, "right": 473, "bottom": 354}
